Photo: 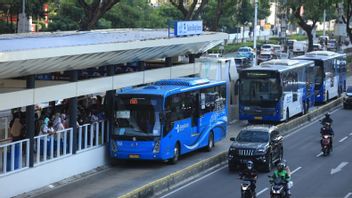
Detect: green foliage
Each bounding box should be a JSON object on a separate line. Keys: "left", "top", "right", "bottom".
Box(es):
{"left": 0, "top": 21, "right": 15, "bottom": 34}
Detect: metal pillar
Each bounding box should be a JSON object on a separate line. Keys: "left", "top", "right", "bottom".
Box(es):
{"left": 26, "top": 75, "right": 35, "bottom": 167}
{"left": 69, "top": 70, "right": 78, "bottom": 154}
{"left": 106, "top": 65, "right": 115, "bottom": 144}
{"left": 188, "top": 54, "right": 195, "bottom": 63}
{"left": 165, "top": 57, "right": 172, "bottom": 67}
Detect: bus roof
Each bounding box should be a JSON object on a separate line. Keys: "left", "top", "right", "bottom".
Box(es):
{"left": 244, "top": 60, "right": 312, "bottom": 73}
{"left": 259, "top": 59, "right": 314, "bottom": 67}
{"left": 293, "top": 50, "right": 345, "bottom": 61}
{"left": 117, "top": 77, "right": 226, "bottom": 97}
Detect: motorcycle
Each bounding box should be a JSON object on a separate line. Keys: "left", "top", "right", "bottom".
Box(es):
{"left": 321, "top": 134, "right": 332, "bottom": 156}
{"left": 269, "top": 176, "right": 289, "bottom": 198}
{"left": 241, "top": 178, "right": 256, "bottom": 198}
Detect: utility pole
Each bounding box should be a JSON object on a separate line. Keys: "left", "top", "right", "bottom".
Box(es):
{"left": 323, "top": 9, "right": 326, "bottom": 37}
{"left": 18, "top": 0, "right": 30, "bottom": 33}
{"left": 253, "top": 0, "right": 258, "bottom": 67}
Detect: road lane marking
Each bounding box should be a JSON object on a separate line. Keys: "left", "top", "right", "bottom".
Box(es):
{"left": 330, "top": 162, "right": 349, "bottom": 175}
{"left": 344, "top": 192, "right": 352, "bottom": 198}
{"left": 316, "top": 152, "right": 323, "bottom": 157}
{"left": 159, "top": 166, "right": 226, "bottom": 198}
{"left": 350, "top": 132, "right": 352, "bottom": 136}
{"left": 291, "top": 166, "right": 302, "bottom": 174}
{"left": 256, "top": 187, "right": 268, "bottom": 196}
{"left": 339, "top": 136, "right": 348, "bottom": 142}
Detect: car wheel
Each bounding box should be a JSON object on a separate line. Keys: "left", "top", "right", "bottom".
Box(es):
{"left": 205, "top": 132, "right": 214, "bottom": 152}
{"left": 168, "top": 143, "right": 180, "bottom": 165}
{"left": 264, "top": 154, "right": 272, "bottom": 172}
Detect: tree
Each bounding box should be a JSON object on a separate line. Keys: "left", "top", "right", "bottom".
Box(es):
{"left": 169, "top": 0, "right": 209, "bottom": 20}
{"left": 344, "top": 0, "right": 352, "bottom": 43}
{"left": 78, "top": 0, "right": 121, "bottom": 31}
{"left": 287, "top": 0, "right": 334, "bottom": 52}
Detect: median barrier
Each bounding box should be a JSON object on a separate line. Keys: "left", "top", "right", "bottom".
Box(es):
{"left": 119, "top": 97, "right": 343, "bottom": 198}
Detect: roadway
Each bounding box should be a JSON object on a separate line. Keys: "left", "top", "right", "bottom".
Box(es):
{"left": 159, "top": 107, "right": 352, "bottom": 198}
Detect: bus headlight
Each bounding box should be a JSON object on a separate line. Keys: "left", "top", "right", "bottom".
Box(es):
{"left": 153, "top": 140, "right": 160, "bottom": 153}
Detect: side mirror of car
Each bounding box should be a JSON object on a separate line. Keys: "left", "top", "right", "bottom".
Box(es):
{"left": 230, "top": 137, "right": 236, "bottom": 141}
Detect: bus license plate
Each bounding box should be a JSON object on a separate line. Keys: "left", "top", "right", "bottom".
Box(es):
{"left": 254, "top": 116, "right": 262, "bottom": 120}
{"left": 129, "top": 154, "right": 140, "bottom": 159}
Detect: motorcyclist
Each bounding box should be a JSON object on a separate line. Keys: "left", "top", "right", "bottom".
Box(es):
{"left": 240, "top": 160, "right": 257, "bottom": 193}
{"left": 322, "top": 113, "right": 333, "bottom": 126}
{"left": 320, "top": 122, "right": 334, "bottom": 151}
{"left": 271, "top": 161, "right": 291, "bottom": 197}
{"left": 282, "top": 159, "right": 291, "bottom": 177}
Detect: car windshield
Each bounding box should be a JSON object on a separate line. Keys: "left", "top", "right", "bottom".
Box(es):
{"left": 347, "top": 86, "right": 352, "bottom": 93}
{"left": 237, "top": 130, "right": 269, "bottom": 143}
{"left": 239, "top": 48, "right": 249, "bottom": 52}
{"left": 262, "top": 45, "right": 271, "bottom": 49}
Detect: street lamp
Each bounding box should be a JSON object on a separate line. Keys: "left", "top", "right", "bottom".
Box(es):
{"left": 253, "top": 0, "right": 258, "bottom": 67}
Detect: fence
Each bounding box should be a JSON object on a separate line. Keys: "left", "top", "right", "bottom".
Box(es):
{"left": 0, "top": 120, "right": 108, "bottom": 176}
{"left": 0, "top": 139, "right": 29, "bottom": 176}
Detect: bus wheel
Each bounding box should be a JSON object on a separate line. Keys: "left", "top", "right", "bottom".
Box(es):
{"left": 205, "top": 132, "right": 214, "bottom": 152}
{"left": 168, "top": 143, "right": 180, "bottom": 165}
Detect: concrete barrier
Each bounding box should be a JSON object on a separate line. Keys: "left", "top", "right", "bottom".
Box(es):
{"left": 119, "top": 97, "right": 343, "bottom": 198}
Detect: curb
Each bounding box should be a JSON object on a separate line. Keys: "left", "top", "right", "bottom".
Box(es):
{"left": 119, "top": 98, "right": 343, "bottom": 198}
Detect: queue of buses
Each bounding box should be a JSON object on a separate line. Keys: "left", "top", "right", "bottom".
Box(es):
{"left": 107, "top": 51, "right": 347, "bottom": 163}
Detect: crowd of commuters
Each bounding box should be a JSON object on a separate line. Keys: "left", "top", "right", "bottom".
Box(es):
{"left": 8, "top": 95, "right": 105, "bottom": 142}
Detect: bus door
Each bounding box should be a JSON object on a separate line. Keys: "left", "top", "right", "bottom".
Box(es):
{"left": 191, "top": 92, "right": 200, "bottom": 138}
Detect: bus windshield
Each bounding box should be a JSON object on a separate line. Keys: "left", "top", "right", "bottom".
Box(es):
{"left": 114, "top": 95, "right": 162, "bottom": 137}
{"left": 239, "top": 72, "right": 281, "bottom": 105}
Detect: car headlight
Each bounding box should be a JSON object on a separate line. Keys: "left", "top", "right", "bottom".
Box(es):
{"left": 255, "top": 148, "right": 266, "bottom": 155}
{"left": 229, "top": 147, "right": 236, "bottom": 151}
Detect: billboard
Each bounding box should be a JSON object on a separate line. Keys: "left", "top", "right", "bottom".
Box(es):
{"left": 174, "top": 20, "right": 203, "bottom": 36}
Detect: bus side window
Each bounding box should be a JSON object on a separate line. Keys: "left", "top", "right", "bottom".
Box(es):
{"left": 163, "top": 96, "right": 174, "bottom": 136}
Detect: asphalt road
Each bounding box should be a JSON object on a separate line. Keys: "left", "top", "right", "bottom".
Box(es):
{"left": 159, "top": 107, "right": 352, "bottom": 198}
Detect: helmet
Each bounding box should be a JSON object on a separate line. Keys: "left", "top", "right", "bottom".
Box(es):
{"left": 277, "top": 162, "right": 285, "bottom": 171}
{"left": 325, "top": 113, "right": 330, "bottom": 117}
{"left": 246, "top": 160, "right": 254, "bottom": 170}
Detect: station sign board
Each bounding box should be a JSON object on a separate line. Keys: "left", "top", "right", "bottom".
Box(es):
{"left": 174, "top": 20, "right": 203, "bottom": 37}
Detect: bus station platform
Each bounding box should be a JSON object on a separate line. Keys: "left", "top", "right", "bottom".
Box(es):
{"left": 15, "top": 120, "right": 246, "bottom": 198}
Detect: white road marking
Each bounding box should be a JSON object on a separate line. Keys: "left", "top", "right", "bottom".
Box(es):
{"left": 291, "top": 166, "right": 302, "bottom": 174}
{"left": 159, "top": 166, "right": 226, "bottom": 198}
{"left": 349, "top": 132, "right": 352, "bottom": 136}
{"left": 256, "top": 187, "right": 268, "bottom": 196}
{"left": 316, "top": 152, "right": 323, "bottom": 157}
{"left": 344, "top": 192, "right": 352, "bottom": 198}
{"left": 330, "top": 162, "right": 349, "bottom": 175}
{"left": 339, "top": 136, "right": 348, "bottom": 143}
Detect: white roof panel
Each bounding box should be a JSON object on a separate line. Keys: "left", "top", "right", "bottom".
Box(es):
{"left": 0, "top": 28, "right": 227, "bottom": 79}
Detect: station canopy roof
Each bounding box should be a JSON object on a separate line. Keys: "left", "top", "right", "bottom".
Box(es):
{"left": 0, "top": 28, "right": 227, "bottom": 80}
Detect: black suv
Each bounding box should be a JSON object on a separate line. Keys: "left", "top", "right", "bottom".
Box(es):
{"left": 343, "top": 86, "right": 352, "bottom": 109}
{"left": 228, "top": 125, "right": 283, "bottom": 172}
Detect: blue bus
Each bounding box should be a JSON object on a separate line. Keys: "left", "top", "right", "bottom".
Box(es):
{"left": 110, "top": 77, "right": 227, "bottom": 163}
{"left": 293, "top": 51, "right": 346, "bottom": 103}
{"left": 239, "top": 60, "right": 315, "bottom": 122}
